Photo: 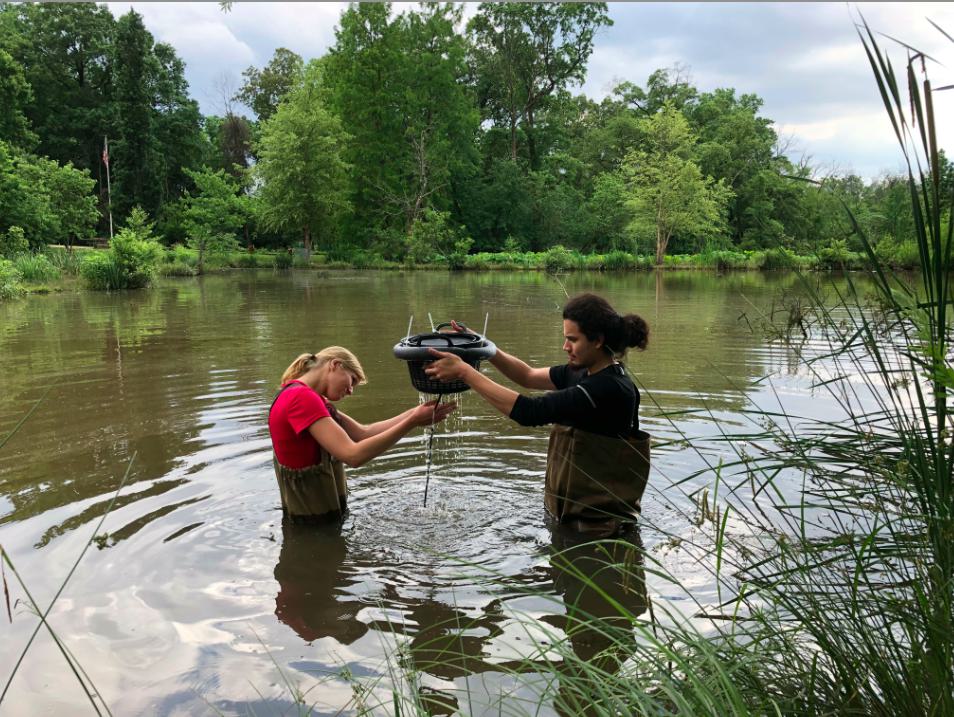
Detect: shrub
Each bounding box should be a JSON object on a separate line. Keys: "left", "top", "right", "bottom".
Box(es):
{"left": 0, "top": 226, "right": 29, "bottom": 258}
{"left": 405, "top": 208, "right": 471, "bottom": 266}
{"left": 233, "top": 251, "right": 259, "bottom": 268}
{"left": 79, "top": 251, "right": 125, "bottom": 290}
{"left": 542, "top": 245, "right": 579, "bottom": 272}
{"left": 759, "top": 246, "right": 799, "bottom": 270}
{"left": 273, "top": 251, "right": 293, "bottom": 270}
{"left": 81, "top": 221, "right": 163, "bottom": 290}
{"left": 109, "top": 227, "right": 163, "bottom": 288}
{"left": 44, "top": 246, "right": 84, "bottom": 275}
{"left": 603, "top": 250, "right": 636, "bottom": 271}
{"left": 0, "top": 259, "right": 24, "bottom": 300}
{"left": 13, "top": 253, "right": 60, "bottom": 282}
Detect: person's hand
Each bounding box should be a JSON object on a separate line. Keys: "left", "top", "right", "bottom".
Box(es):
{"left": 442, "top": 320, "right": 468, "bottom": 333}
{"left": 410, "top": 398, "right": 457, "bottom": 427}
{"left": 424, "top": 349, "right": 469, "bottom": 382}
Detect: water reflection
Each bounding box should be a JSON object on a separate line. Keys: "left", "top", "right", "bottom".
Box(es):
{"left": 273, "top": 519, "right": 368, "bottom": 645}
{"left": 546, "top": 526, "right": 647, "bottom": 717}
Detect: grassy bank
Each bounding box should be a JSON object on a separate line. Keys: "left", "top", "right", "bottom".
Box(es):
{"left": 0, "top": 236, "right": 925, "bottom": 301}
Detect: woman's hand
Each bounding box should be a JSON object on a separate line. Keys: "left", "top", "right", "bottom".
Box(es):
{"left": 424, "top": 349, "right": 471, "bottom": 383}
{"left": 410, "top": 398, "right": 457, "bottom": 427}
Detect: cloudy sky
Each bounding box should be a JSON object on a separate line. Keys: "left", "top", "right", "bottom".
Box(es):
{"left": 104, "top": 2, "right": 954, "bottom": 180}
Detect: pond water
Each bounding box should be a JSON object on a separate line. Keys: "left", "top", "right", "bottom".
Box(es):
{"left": 0, "top": 270, "right": 858, "bottom": 715}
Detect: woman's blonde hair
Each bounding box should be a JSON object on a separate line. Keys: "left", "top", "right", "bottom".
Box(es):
{"left": 280, "top": 346, "right": 367, "bottom": 387}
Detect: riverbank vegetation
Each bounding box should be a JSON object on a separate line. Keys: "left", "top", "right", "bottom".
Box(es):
{"left": 0, "top": 2, "right": 943, "bottom": 300}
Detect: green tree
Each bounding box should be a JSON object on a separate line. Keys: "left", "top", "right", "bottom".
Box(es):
{"left": 255, "top": 61, "right": 351, "bottom": 259}
{"left": 235, "top": 47, "right": 304, "bottom": 121}
{"left": 177, "top": 167, "right": 249, "bottom": 273}
{"left": 326, "top": 3, "right": 478, "bottom": 250}
{"left": 111, "top": 9, "right": 158, "bottom": 218}
{"left": 0, "top": 3, "right": 114, "bottom": 179}
{"left": 622, "top": 105, "right": 733, "bottom": 264}
{"left": 0, "top": 141, "right": 98, "bottom": 249}
{"left": 468, "top": 3, "right": 611, "bottom": 167}
{"left": 0, "top": 48, "right": 36, "bottom": 149}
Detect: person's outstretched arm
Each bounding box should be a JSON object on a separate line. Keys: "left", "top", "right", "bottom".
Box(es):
{"left": 445, "top": 320, "right": 554, "bottom": 390}
{"left": 425, "top": 350, "right": 520, "bottom": 417}
{"left": 308, "top": 400, "right": 453, "bottom": 468}
{"left": 336, "top": 402, "right": 454, "bottom": 441}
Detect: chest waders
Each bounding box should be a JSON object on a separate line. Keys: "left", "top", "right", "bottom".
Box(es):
{"left": 545, "top": 424, "right": 651, "bottom": 537}
{"left": 270, "top": 384, "right": 348, "bottom": 524}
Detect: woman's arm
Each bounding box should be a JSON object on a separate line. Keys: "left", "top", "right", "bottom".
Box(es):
{"left": 308, "top": 400, "right": 453, "bottom": 468}
{"left": 335, "top": 408, "right": 418, "bottom": 441}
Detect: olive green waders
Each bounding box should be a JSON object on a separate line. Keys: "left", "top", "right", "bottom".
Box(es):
{"left": 544, "top": 423, "right": 651, "bottom": 536}
{"left": 273, "top": 452, "right": 348, "bottom": 524}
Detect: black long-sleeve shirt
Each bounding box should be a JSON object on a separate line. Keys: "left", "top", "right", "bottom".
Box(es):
{"left": 508, "top": 363, "right": 639, "bottom": 438}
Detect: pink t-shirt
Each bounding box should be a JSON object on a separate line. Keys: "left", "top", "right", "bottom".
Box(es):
{"left": 269, "top": 380, "right": 332, "bottom": 469}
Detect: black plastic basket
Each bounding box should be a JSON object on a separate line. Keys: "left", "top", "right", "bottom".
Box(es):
{"left": 393, "top": 323, "right": 497, "bottom": 395}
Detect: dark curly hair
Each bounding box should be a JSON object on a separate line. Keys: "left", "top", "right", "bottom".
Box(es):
{"left": 562, "top": 293, "right": 649, "bottom": 358}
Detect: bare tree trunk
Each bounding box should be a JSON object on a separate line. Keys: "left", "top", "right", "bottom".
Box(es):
{"left": 302, "top": 226, "right": 312, "bottom": 261}
{"left": 655, "top": 226, "right": 670, "bottom": 267}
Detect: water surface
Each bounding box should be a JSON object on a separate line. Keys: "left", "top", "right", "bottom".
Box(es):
{"left": 0, "top": 269, "right": 850, "bottom": 714}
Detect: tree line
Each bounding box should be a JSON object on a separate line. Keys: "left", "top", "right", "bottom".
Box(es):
{"left": 0, "top": 2, "right": 941, "bottom": 269}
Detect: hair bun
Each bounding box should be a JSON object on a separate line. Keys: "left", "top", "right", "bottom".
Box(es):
{"left": 621, "top": 314, "right": 649, "bottom": 350}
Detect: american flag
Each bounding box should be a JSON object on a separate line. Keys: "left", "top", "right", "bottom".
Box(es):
{"left": 102, "top": 138, "right": 109, "bottom": 168}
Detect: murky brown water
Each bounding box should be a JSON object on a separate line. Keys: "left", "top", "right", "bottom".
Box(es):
{"left": 0, "top": 269, "right": 851, "bottom": 715}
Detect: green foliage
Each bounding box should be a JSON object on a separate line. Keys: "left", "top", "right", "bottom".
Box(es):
{"left": 273, "top": 251, "right": 293, "bottom": 270}
{"left": 255, "top": 60, "right": 351, "bottom": 259}
{"left": 758, "top": 246, "right": 799, "bottom": 270}
{"left": 467, "top": 2, "right": 612, "bottom": 167}
{"left": 233, "top": 251, "right": 258, "bottom": 268}
{"left": 0, "top": 258, "right": 24, "bottom": 300}
{"left": 622, "top": 104, "right": 733, "bottom": 264}
{"left": 79, "top": 251, "right": 124, "bottom": 290}
{"left": 0, "top": 225, "right": 28, "bottom": 258}
{"left": 160, "top": 244, "right": 197, "bottom": 276}
{"left": 0, "top": 141, "right": 98, "bottom": 249}
{"left": 0, "top": 48, "right": 36, "bottom": 149}
{"left": 405, "top": 208, "right": 473, "bottom": 266}
{"left": 81, "top": 211, "right": 163, "bottom": 289}
{"left": 542, "top": 244, "right": 581, "bottom": 272}
{"left": 327, "top": 3, "right": 478, "bottom": 245}
{"left": 235, "top": 47, "right": 304, "bottom": 122}
{"left": 13, "top": 253, "right": 59, "bottom": 282}
{"left": 603, "top": 249, "right": 637, "bottom": 270}
{"left": 176, "top": 167, "right": 248, "bottom": 273}
{"left": 43, "top": 245, "right": 86, "bottom": 275}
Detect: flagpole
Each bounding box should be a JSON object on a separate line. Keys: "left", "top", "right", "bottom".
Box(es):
{"left": 104, "top": 135, "right": 114, "bottom": 240}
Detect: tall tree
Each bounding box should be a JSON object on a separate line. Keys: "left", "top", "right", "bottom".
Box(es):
{"left": 0, "top": 3, "right": 114, "bottom": 196}
{"left": 0, "top": 48, "right": 36, "bottom": 149}
{"left": 235, "top": 47, "right": 303, "bottom": 121}
{"left": 468, "top": 3, "right": 611, "bottom": 167}
{"left": 255, "top": 61, "right": 351, "bottom": 258}
{"left": 327, "top": 3, "right": 478, "bottom": 250}
{"left": 622, "top": 105, "right": 732, "bottom": 264}
{"left": 111, "top": 9, "right": 158, "bottom": 218}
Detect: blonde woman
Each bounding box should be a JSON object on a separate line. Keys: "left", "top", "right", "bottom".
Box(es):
{"left": 269, "top": 347, "right": 454, "bottom": 523}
